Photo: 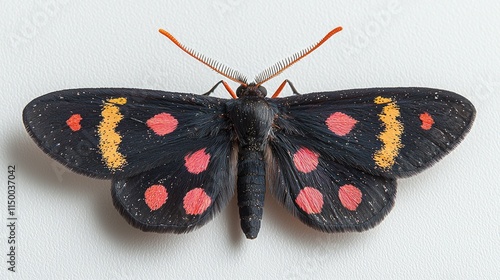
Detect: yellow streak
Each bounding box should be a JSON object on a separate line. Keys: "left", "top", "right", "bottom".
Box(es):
{"left": 373, "top": 96, "right": 403, "bottom": 169}
{"left": 98, "top": 97, "right": 127, "bottom": 170}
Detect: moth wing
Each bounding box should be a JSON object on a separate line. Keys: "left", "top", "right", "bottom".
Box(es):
{"left": 112, "top": 139, "right": 238, "bottom": 232}
{"left": 23, "top": 88, "right": 230, "bottom": 179}
{"left": 270, "top": 87, "right": 475, "bottom": 178}
{"left": 266, "top": 139, "right": 396, "bottom": 232}
{"left": 265, "top": 87, "right": 474, "bottom": 231}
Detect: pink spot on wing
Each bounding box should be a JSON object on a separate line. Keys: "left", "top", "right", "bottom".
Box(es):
{"left": 184, "top": 148, "right": 211, "bottom": 174}
{"left": 66, "top": 114, "right": 82, "bottom": 132}
{"left": 419, "top": 112, "right": 434, "bottom": 130}
{"left": 147, "top": 113, "right": 178, "bottom": 136}
{"left": 338, "top": 184, "right": 362, "bottom": 211}
{"left": 144, "top": 184, "right": 168, "bottom": 211}
{"left": 293, "top": 147, "right": 319, "bottom": 173}
{"left": 325, "top": 112, "right": 358, "bottom": 136}
{"left": 295, "top": 187, "right": 324, "bottom": 214}
{"left": 183, "top": 188, "right": 212, "bottom": 215}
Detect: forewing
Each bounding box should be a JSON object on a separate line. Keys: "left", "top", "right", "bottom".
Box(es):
{"left": 271, "top": 87, "right": 475, "bottom": 178}
{"left": 23, "top": 88, "right": 230, "bottom": 179}
{"left": 267, "top": 138, "right": 396, "bottom": 232}
{"left": 112, "top": 141, "right": 237, "bottom": 232}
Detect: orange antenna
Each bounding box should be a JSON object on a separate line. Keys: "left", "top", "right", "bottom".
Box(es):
{"left": 159, "top": 29, "right": 248, "bottom": 85}
{"left": 254, "top": 26, "right": 343, "bottom": 85}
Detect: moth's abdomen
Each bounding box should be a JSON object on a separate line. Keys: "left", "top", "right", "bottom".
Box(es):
{"left": 227, "top": 96, "right": 274, "bottom": 238}
{"left": 237, "top": 149, "right": 266, "bottom": 239}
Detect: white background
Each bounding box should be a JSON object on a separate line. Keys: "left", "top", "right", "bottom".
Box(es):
{"left": 1, "top": 1, "right": 499, "bottom": 279}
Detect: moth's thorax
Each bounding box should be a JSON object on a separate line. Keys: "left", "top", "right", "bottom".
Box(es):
{"left": 236, "top": 83, "right": 267, "bottom": 98}
{"left": 227, "top": 96, "right": 274, "bottom": 150}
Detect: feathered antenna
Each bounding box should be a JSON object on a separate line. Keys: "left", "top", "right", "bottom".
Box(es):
{"left": 254, "top": 26, "right": 343, "bottom": 85}
{"left": 159, "top": 29, "right": 248, "bottom": 85}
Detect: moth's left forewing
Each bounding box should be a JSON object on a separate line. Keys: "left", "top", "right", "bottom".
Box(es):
{"left": 22, "top": 88, "right": 231, "bottom": 179}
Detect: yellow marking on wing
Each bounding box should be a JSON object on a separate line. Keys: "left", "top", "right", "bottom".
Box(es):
{"left": 373, "top": 96, "right": 403, "bottom": 169}
{"left": 374, "top": 96, "right": 392, "bottom": 104}
{"left": 98, "top": 97, "right": 127, "bottom": 170}
{"left": 108, "top": 97, "right": 127, "bottom": 105}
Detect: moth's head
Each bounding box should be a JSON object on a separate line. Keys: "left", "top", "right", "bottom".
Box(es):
{"left": 236, "top": 83, "right": 267, "bottom": 98}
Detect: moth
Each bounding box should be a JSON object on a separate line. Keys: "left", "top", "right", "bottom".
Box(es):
{"left": 23, "top": 27, "right": 475, "bottom": 239}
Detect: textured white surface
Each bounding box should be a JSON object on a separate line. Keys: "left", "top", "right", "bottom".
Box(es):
{"left": 1, "top": 1, "right": 499, "bottom": 279}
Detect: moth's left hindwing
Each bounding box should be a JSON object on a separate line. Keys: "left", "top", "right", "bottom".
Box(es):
{"left": 23, "top": 88, "right": 237, "bottom": 232}
{"left": 112, "top": 140, "right": 237, "bottom": 232}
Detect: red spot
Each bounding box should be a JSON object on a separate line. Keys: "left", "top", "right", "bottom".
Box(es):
{"left": 293, "top": 147, "right": 319, "bottom": 173}
{"left": 184, "top": 148, "right": 211, "bottom": 174}
{"left": 66, "top": 114, "right": 82, "bottom": 132}
{"left": 338, "top": 184, "right": 362, "bottom": 211}
{"left": 183, "top": 188, "right": 212, "bottom": 215}
{"left": 325, "top": 112, "right": 358, "bottom": 136}
{"left": 420, "top": 112, "right": 434, "bottom": 130}
{"left": 147, "top": 113, "right": 178, "bottom": 136}
{"left": 295, "top": 187, "right": 324, "bottom": 214}
{"left": 144, "top": 184, "right": 168, "bottom": 211}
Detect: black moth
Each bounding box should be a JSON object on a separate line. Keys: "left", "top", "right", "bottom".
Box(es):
{"left": 23, "top": 27, "right": 475, "bottom": 239}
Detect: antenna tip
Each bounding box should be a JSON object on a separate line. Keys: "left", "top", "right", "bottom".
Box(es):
{"left": 322, "top": 26, "right": 343, "bottom": 41}
{"left": 158, "top": 29, "right": 167, "bottom": 35}
{"left": 331, "top": 26, "right": 343, "bottom": 34}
